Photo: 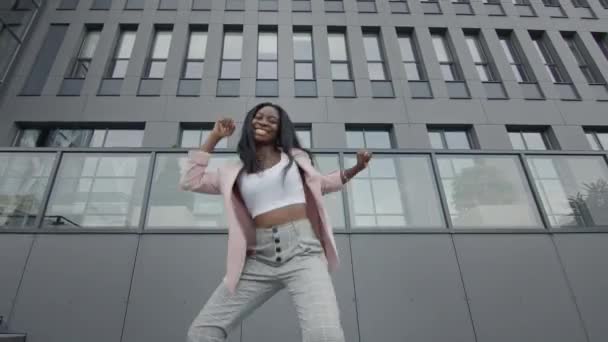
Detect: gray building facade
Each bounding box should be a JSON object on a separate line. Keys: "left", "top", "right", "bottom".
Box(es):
{"left": 1, "top": 0, "right": 608, "bottom": 341}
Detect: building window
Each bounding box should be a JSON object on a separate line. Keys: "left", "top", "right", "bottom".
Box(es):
{"left": 397, "top": 32, "right": 425, "bottom": 81}
{"left": 192, "top": 0, "right": 212, "bottom": 10}
{"left": 329, "top": 30, "right": 355, "bottom": 97}
{"left": 259, "top": 0, "right": 278, "bottom": 11}
{"left": 428, "top": 127, "right": 473, "bottom": 149}
{"left": 292, "top": 0, "right": 312, "bottom": 11}
{"left": 143, "top": 28, "right": 173, "bottom": 79}
{"left": 508, "top": 128, "right": 553, "bottom": 150}
{"left": 218, "top": 29, "right": 243, "bottom": 97}
{"left": 593, "top": 33, "right": 608, "bottom": 61}
{"left": 346, "top": 127, "right": 393, "bottom": 149}
{"left": 562, "top": 33, "right": 605, "bottom": 85}
{"left": 363, "top": 31, "right": 388, "bottom": 81}
{"left": 91, "top": 0, "right": 112, "bottom": 10}
{"left": 531, "top": 33, "right": 571, "bottom": 84}
{"left": 296, "top": 127, "right": 312, "bottom": 148}
{"left": 357, "top": 0, "right": 377, "bottom": 12}
{"left": 58, "top": 0, "right": 79, "bottom": 10}
{"left": 256, "top": 30, "right": 278, "bottom": 97}
{"left": 182, "top": 28, "right": 207, "bottom": 80}
{"left": 124, "top": 0, "right": 144, "bottom": 10}
{"left": 107, "top": 28, "right": 136, "bottom": 79}
{"left": 585, "top": 130, "right": 608, "bottom": 150}
{"left": 389, "top": 0, "right": 409, "bottom": 13}
{"left": 541, "top": 0, "right": 567, "bottom": 16}
{"left": 181, "top": 128, "right": 228, "bottom": 148}
{"left": 226, "top": 0, "right": 245, "bottom": 10}
{"left": 293, "top": 30, "right": 317, "bottom": 97}
{"left": 431, "top": 32, "right": 462, "bottom": 81}
{"left": 325, "top": 0, "right": 344, "bottom": 12}
{"left": 14, "top": 128, "right": 144, "bottom": 148}
{"left": 465, "top": 32, "right": 498, "bottom": 82}
{"left": 68, "top": 27, "right": 101, "bottom": 79}
{"left": 498, "top": 32, "right": 534, "bottom": 83}
{"left": 21, "top": 24, "right": 69, "bottom": 95}
{"left": 159, "top": 0, "right": 177, "bottom": 9}
{"left": 600, "top": 0, "right": 608, "bottom": 8}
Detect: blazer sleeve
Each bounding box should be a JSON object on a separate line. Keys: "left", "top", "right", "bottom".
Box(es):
{"left": 298, "top": 150, "right": 344, "bottom": 195}
{"left": 179, "top": 150, "right": 222, "bottom": 195}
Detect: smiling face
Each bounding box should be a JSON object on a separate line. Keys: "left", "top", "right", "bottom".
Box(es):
{"left": 251, "top": 105, "right": 280, "bottom": 144}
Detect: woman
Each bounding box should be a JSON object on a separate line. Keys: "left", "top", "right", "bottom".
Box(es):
{"left": 180, "top": 102, "right": 371, "bottom": 342}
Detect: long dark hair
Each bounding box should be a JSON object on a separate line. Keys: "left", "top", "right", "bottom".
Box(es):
{"left": 237, "top": 102, "right": 308, "bottom": 179}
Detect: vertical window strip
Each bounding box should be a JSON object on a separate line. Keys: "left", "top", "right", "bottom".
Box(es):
{"left": 563, "top": 34, "right": 603, "bottom": 84}
{"left": 70, "top": 28, "right": 101, "bottom": 79}
{"left": 293, "top": 31, "right": 315, "bottom": 80}
{"left": 498, "top": 33, "right": 533, "bottom": 82}
{"left": 431, "top": 32, "right": 461, "bottom": 81}
{"left": 531, "top": 34, "right": 568, "bottom": 83}
{"left": 465, "top": 33, "right": 497, "bottom": 82}
{"left": 108, "top": 28, "right": 137, "bottom": 79}
{"left": 145, "top": 28, "right": 173, "bottom": 79}
{"left": 397, "top": 32, "right": 425, "bottom": 81}
{"left": 363, "top": 32, "right": 387, "bottom": 81}
{"left": 257, "top": 31, "right": 278, "bottom": 80}
{"left": 328, "top": 31, "right": 352, "bottom": 80}
{"left": 183, "top": 28, "right": 207, "bottom": 79}
{"left": 220, "top": 30, "right": 243, "bottom": 79}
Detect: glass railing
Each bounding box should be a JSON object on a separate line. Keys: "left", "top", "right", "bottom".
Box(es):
{"left": 2, "top": 148, "right": 608, "bottom": 232}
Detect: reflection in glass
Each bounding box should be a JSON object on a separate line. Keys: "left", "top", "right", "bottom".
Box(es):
{"left": 0, "top": 153, "right": 56, "bottom": 227}
{"left": 437, "top": 155, "right": 542, "bottom": 227}
{"left": 45, "top": 154, "right": 150, "bottom": 228}
{"left": 527, "top": 156, "right": 608, "bottom": 227}
{"left": 345, "top": 155, "right": 444, "bottom": 227}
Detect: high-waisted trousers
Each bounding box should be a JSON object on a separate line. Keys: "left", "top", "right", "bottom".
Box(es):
{"left": 186, "top": 219, "right": 346, "bottom": 342}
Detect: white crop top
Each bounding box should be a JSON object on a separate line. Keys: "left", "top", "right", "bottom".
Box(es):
{"left": 237, "top": 153, "right": 306, "bottom": 218}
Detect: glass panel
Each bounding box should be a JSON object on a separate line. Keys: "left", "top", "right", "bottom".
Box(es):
{"left": 90, "top": 130, "right": 106, "bottom": 147}
{"left": 111, "top": 60, "right": 129, "bottom": 78}
{"left": 527, "top": 156, "right": 608, "bottom": 227}
{"left": 363, "top": 34, "right": 382, "bottom": 61}
{"left": 345, "top": 155, "right": 444, "bottom": 228}
{"left": 181, "top": 130, "right": 201, "bottom": 148}
{"left": 223, "top": 32, "right": 243, "bottom": 59}
{"left": 364, "top": 131, "right": 391, "bottom": 148}
{"left": 293, "top": 32, "right": 313, "bottom": 60}
{"left": 440, "top": 65, "right": 455, "bottom": 81}
{"left": 80, "top": 30, "right": 101, "bottom": 59}
{"left": 152, "top": 31, "right": 172, "bottom": 59}
{"left": 509, "top": 132, "right": 526, "bottom": 150}
{"left": 147, "top": 153, "right": 235, "bottom": 228}
{"left": 220, "top": 61, "right": 241, "bottom": 79}
{"left": 404, "top": 63, "right": 421, "bottom": 80}
{"left": 0, "top": 153, "right": 56, "bottom": 227}
{"left": 104, "top": 130, "right": 144, "bottom": 147}
{"left": 313, "top": 155, "right": 345, "bottom": 228}
{"left": 429, "top": 131, "right": 444, "bottom": 149}
{"left": 475, "top": 65, "right": 489, "bottom": 81}
{"left": 438, "top": 155, "right": 542, "bottom": 227}
{"left": 346, "top": 130, "right": 365, "bottom": 148}
{"left": 117, "top": 31, "right": 136, "bottom": 58}
{"left": 257, "top": 61, "right": 278, "bottom": 79}
{"left": 465, "top": 36, "right": 483, "bottom": 63}
{"left": 201, "top": 130, "right": 227, "bottom": 148}
{"left": 585, "top": 133, "right": 600, "bottom": 150}
{"left": 296, "top": 130, "right": 312, "bottom": 148}
{"left": 328, "top": 33, "right": 348, "bottom": 61}
{"left": 295, "top": 62, "right": 314, "bottom": 80}
{"left": 331, "top": 63, "right": 350, "bottom": 80}
{"left": 45, "top": 129, "right": 93, "bottom": 147}
{"left": 16, "top": 129, "right": 41, "bottom": 147}
{"left": 46, "top": 154, "right": 150, "bottom": 228}
{"left": 398, "top": 36, "right": 415, "bottom": 61}
{"left": 148, "top": 61, "right": 166, "bottom": 78}
{"left": 432, "top": 35, "right": 449, "bottom": 62}
{"left": 368, "top": 62, "right": 386, "bottom": 80}
{"left": 188, "top": 31, "right": 207, "bottom": 59}
{"left": 522, "top": 132, "right": 548, "bottom": 150}
{"left": 184, "top": 61, "right": 204, "bottom": 79}
{"left": 445, "top": 131, "right": 471, "bottom": 149}
{"left": 596, "top": 133, "right": 608, "bottom": 150}
{"left": 258, "top": 32, "right": 278, "bottom": 60}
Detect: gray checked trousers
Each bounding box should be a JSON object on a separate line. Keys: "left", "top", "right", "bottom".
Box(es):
{"left": 187, "top": 219, "right": 345, "bottom": 342}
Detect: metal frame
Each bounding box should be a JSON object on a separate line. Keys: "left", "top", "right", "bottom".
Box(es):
{"left": 2, "top": 147, "right": 608, "bottom": 235}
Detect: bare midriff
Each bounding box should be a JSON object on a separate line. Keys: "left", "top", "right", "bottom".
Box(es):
{"left": 253, "top": 203, "right": 308, "bottom": 229}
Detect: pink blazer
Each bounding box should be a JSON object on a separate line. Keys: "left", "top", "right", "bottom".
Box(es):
{"left": 179, "top": 148, "right": 344, "bottom": 294}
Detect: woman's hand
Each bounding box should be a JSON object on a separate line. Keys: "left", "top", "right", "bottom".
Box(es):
{"left": 211, "top": 118, "right": 236, "bottom": 139}
{"left": 356, "top": 150, "right": 372, "bottom": 170}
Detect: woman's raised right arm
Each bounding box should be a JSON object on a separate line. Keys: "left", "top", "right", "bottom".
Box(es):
{"left": 179, "top": 118, "right": 235, "bottom": 195}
